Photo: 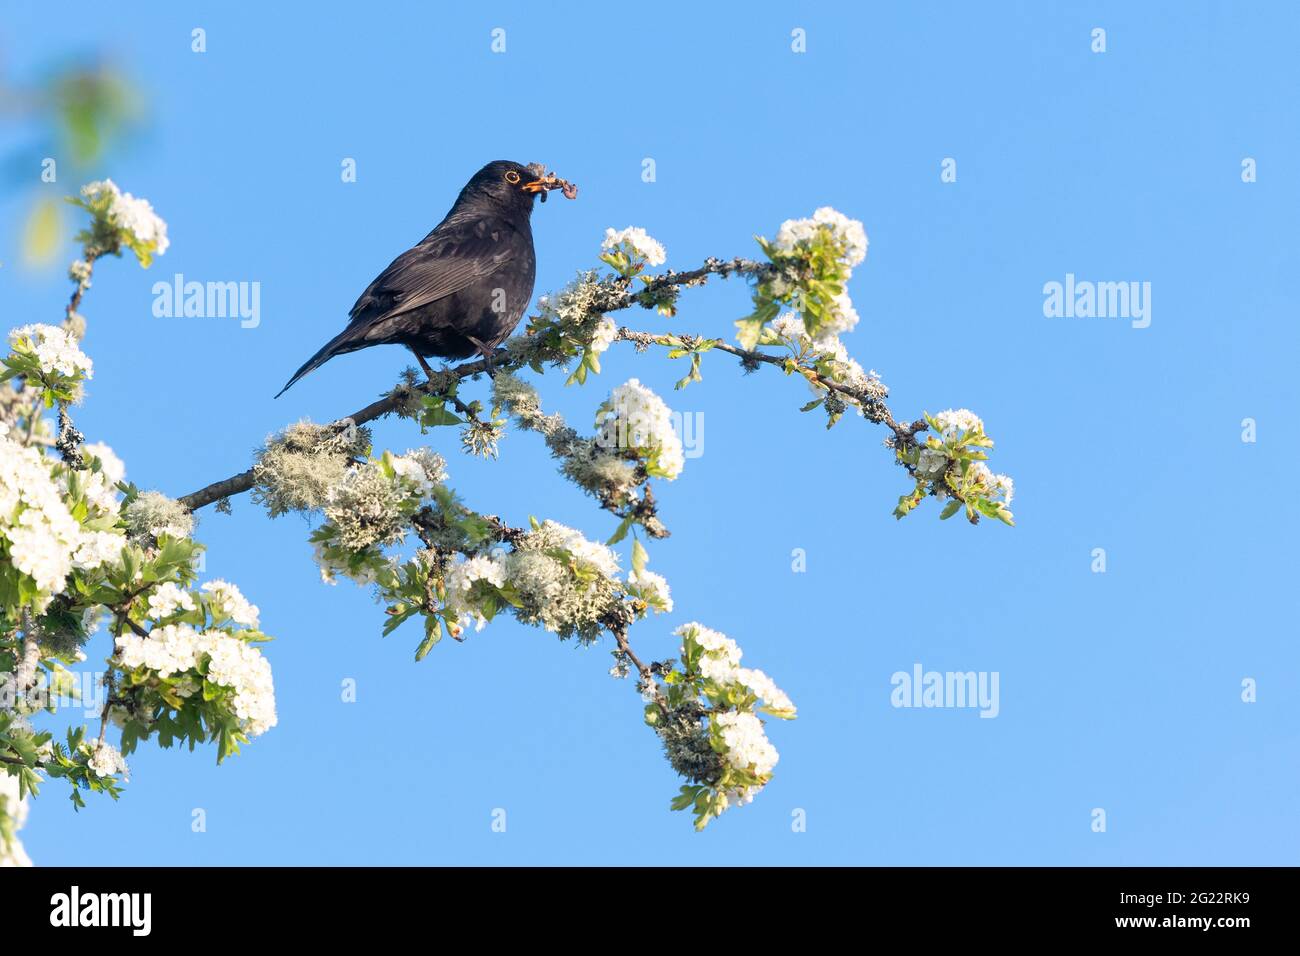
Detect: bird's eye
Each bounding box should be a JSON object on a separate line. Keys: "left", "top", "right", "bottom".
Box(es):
{"left": 504, "top": 170, "right": 521, "bottom": 184}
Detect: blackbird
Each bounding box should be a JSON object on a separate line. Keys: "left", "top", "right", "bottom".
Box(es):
{"left": 275, "top": 160, "right": 576, "bottom": 397}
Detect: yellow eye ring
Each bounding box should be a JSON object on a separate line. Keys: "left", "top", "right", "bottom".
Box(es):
{"left": 505, "top": 170, "right": 521, "bottom": 184}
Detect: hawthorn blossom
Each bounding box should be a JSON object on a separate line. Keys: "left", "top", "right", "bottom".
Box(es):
{"left": 714, "top": 710, "right": 779, "bottom": 776}
{"left": 147, "top": 582, "right": 196, "bottom": 619}
{"left": 970, "top": 462, "right": 1015, "bottom": 506}
{"left": 1, "top": 435, "right": 86, "bottom": 600}
{"left": 627, "top": 567, "right": 673, "bottom": 613}
{"left": 388, "top": 449, "right": 444, "bottom": 498}
{"left": 443, "top": 552, "right": 509, "bottom": 631}
{"left": 8, "top": 324, "right": 93, "bottom": 379}
{"left": 201, "top": 580, "right": 260, "bottom": 628}
{"left": 932, "top": 408, "right": 984, "bottom": 441}
{"left": 597, "top": 379, "right": 685, "bottom": 480}
{"left": 916, "top": 447, "right": 949, "bottom": 477}
{"left": 602, "top": 226, "right": 667, "bottom": 266}
{"left": 773, "top": 206, "right": 868, "bottom": 269}
{"left": 114, "top": 623, "right": 277, "bottom": 737}
{"left": 80, "top": 442, "right": 126, "bottom": 513}
{"left": 589, "top": 317, "right": 618, "bottom": 355}
{"left": 86, "top": 741, "right": 129, "bottom": 781}
{"left": 81, "top": 179, "right": 170, "bottom": 257}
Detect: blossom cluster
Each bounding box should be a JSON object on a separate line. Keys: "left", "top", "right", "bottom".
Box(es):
{"left": 751, "top": 205, "right": 869, "bottom": 345}
{"left": 85, "top": 740, "right": 129, "bottom": 781}
{"left": 601, "top": 226, "right": 667, "bottom": 271}
{"left": 77, "top": 179, "right": 170, "bottom": 265}
{"left": 595, "top": 379, "right": 686, "bottom": 480}
{"left": 773, "top": 206, "right": 868, "bottom": 269}
{"left": 442, "top": 552, "right": 509, "bottom": 632}
{"left": 7, "top": 324, "right": 93, "bottom": 380}
{"left": 625, "top": 566, "right": 673, "bottom": 614}
{"left": 932, "top": 408, "right": 985, "bottom": 441}
{"left": 895, "top": 409, "right": 1015, "bottom": 524}
{"left": 0, "top": 430, "right": 126, "bottom": 612}
{"left": 647, "top": 622, "right": 796, "bottom": 829}
{"left": 113, "top": 585, "right": 278, "bottom": 742}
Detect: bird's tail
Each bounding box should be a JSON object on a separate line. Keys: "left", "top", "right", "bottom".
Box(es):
{"left": 274, "top": 325, "right": 368, "bottom": 398}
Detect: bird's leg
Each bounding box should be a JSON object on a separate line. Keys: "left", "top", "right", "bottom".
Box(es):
{"left": 466, "top": 336, "right": 497, "bottom": 377}
{"left": 409, "top": 347, "right": 437, "bottom": 382}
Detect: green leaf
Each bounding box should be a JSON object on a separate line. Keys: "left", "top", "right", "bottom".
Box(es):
{"left": 415, "top": 616, "right": 442, "bottom": 662}
{"left": 671, "top": 785, "right": 702, "bottom": 811}
{"left": 606, "top": 515, "right": 635, "bottom": 545}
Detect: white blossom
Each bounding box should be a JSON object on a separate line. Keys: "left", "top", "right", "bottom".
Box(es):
{"left": 598, "top": 379, "right": 685, "bottom": 480}
{"left": 81, "top": 179, "right": 170, "bottom": 256}
{"left": 602, "top": 226, "right": 667, "bottom": 267}
{"left": 0, "top": 434, "right": 88, "bottom": 604}
{"left": 774, "top": 206, "right": 868, "bottom": 268}
{"left": 970, "top": 462, "right": 1015, "bottom": 505}
{"left": 589, "top": 317, "right": 617, "bottom": 355}
{"left": 535, "top": 520, "right": 619, "bottom": 580}
{"left": 932, "top": 408, "right": 984, "bottom": 440}
{"left": 714, "top": 710, "right": 779, "bottom": 777}
{"left": 72, "top": 529, "right": 126, "bottom": 570}
{"left": 115, "top": 623, "right": 277, "bottom": 737}
{"left": 916, "top": 447, "right": 949, "bottom": 477}
{"left": 768, "top": 313, "right": 885, "bottom": 400}
{"left": 388, "top": 449, "right": 443, "bottom": 498}
{"left": 147, "top": 582, "right": 196, "bottom": 619}
{"left": 627, "top": 567, "right": 673, "bottom": 612}
{"left": 86, "top": 740, "right": 129, "bottom": 781}
{"left": 80, "top": 441, "right": 126, "bottom": 514}
{"left": 677, "top": 623, "right": 796, "bottom": 715}
{"left": 201, "top": 580, "right": 260, "bottom": 628}
{"left": 443, "top": 552, "right": 508, "bottom": 631}
{"left": 735, "top": 667, "right": 797, "bottom": 716}
{"left": 8, "top": 323, "right": 93, "bottom": 379}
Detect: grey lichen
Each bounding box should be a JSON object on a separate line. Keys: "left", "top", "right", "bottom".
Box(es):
{"left": 123, "top": 490, "right": 194, "bottom": 541}
{"left": 656, "top": 702, "right": 724, "bottom": 786}
{"left": 505, "top": 522, "right": 620, "bottom": 643}
{"left": 251, "top": 418, "right": 372, "bottom": 518}
{"left": 492, "top": 372, "right": 639, "bottom": 509}
{"left": 504, "top": 270, "right": 608, "bottom": 367}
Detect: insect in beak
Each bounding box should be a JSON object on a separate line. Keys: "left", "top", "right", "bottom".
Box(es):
{"left": 522, "top": 168, "right": 579, "bottom": 202}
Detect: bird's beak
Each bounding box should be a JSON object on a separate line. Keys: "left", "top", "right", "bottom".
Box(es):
{"left": 522, "top": 168, "right": 579, "bottom": 202}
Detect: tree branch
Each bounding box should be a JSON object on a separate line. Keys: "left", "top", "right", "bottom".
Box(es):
{"left": 177, "top": 254, "right": 922, "bottom": 513}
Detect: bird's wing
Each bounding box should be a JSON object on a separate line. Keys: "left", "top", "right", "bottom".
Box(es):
{"left": 347, "top": 217, "right": 525, "bottom": 327}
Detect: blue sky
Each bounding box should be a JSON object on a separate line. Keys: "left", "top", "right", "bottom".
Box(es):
{"left": 3, "top": 1, "right": 1297, "bottom": 864}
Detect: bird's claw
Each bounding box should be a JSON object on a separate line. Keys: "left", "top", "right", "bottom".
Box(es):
{"left": 466, "top": 336, "right": 498, "bottom": 377}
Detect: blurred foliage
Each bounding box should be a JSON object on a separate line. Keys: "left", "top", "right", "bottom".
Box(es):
{"left": 0, "top": 59, "right": 145, "bottom": 266}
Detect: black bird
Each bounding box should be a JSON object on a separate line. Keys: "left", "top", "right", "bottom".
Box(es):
{"left": 276, "top": 160, "right": 576, "bottom": 397}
